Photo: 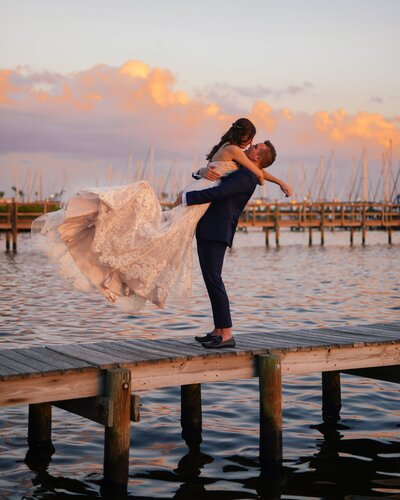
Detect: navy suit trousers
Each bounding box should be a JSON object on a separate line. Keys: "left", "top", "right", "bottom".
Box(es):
{"left": 196, "top": 234, "right": 232, "bottom": 329}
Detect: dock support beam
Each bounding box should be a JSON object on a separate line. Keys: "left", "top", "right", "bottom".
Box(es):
{"left": 258, "top": 355, "right": 282, "bottom": 466}
{"left": 28, "top": 403, "right": 53, "bottom": 450}
{"left": 103, "top": 368, "right": 131, "bottom": 494}
{"left": 322, "top": 371, "right": 341, "bottom": 424}
{"left": 181, "top": 383, "right": 202, "bottom": 447}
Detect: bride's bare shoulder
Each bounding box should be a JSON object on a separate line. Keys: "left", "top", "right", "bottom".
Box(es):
{"left": 213, "top": 143, "right": 240, "bottom": 161}
{"left": 222, "top": 144, "right": 241, "bottom": 152}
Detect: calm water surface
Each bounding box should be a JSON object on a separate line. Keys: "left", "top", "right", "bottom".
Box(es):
{"left": 0, "top": 231, "right": 399, "bottom": 499}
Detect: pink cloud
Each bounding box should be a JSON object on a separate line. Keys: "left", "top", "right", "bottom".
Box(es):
{"left": 0, "top": 60, "right": 398, "bottom": 168}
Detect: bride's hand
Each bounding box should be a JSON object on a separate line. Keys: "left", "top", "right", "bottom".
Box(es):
{"left": 280, "top": 182, "right": 292, "bottom": 197}
{"left": 257, "top": 173, "right": 265, "bottom": 186}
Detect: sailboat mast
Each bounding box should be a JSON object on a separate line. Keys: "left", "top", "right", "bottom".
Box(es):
{"left": 383, "top": 150, "right": 389, "bottom": 202}
{"left": 362, "top": 151, "right": 368, "bottom": 201}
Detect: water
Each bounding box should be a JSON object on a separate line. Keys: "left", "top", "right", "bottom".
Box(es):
{"left": 0, "top": 231, "right": 399, "bottom": 499}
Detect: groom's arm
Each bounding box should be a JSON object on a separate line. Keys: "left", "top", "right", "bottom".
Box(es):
{"left": 185, "top": 170, "right": 256, "bottom": 206}
{"left": 192, "top": 165, "right": 221, "bottom": 182}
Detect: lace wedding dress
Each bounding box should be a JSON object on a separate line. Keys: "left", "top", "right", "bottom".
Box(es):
{"left": 32, "top": 161, "right": 238, "bottom": 312}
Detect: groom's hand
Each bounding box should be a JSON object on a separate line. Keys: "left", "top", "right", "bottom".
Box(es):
{"left": 174, "top": 192, "right": 183, "bottom": 207}
{"left": 202, "top": 165, "right": 221, "bottom": 181}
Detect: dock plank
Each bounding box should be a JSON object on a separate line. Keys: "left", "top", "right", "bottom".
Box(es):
{"left": 46, "top": 344, "right": 125, "bottom": 367}
{"left": 0, "top": 350, "right": 59, "bottom": 377}
{"left": 12, "top": 347, "right": 91, "bottom": 371}
{"left": 116, "top": 341, "right": 176, "bottom": 363}
{"left": 118, "top": 342, "right": 181, "bottom": 362}
{"left": 361, "top": 323, "right": 400, "bottom": 335}
{"left": 124, "top": 339, "right": 194, "bottom": 361}
{"left": 299, "top": 328, "right": 382, "bottom": 346}
{"left": 0, "top": 353, "right": 39, "bottom": 378}
{"left": 238, "top": 331, "right": 327, "bottom": 350}
{"left": 77, "top": 342, "right": 143, "bottom": 363}
{"left": 86, "top": 341, "right": 158, "bottom": 363}
{"left": 328, "top": 325, "right": 400, "bottom": 340}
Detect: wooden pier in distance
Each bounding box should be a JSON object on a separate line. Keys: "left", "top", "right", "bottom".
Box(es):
{"left": 0, "top": 321, "right": 399, "bottom": 493}
{"left": 1, "top": 200, "right": 399, "bottom": 252}
{"left": 0, "top": 200, "right": 59, "bottom": 253}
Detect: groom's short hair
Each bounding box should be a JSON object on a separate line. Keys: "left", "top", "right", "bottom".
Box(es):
{"left": 260, "top": 140, "right": 277, "bottom": 168}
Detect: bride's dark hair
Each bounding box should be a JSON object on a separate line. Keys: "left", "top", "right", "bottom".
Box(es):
{"left": 206, "top": 118, "right": 256, "bottom": 161}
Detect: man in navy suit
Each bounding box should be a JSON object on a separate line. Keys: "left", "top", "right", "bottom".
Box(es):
{"left": 175, "top": 141, "right": 279, "bottom": 348}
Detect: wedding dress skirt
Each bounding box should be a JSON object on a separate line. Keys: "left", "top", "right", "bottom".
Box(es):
{"left": 32, "top": 161, "right": 238, "bottom": 312}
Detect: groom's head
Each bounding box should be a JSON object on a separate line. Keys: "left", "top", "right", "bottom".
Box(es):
{"left": 247, "top": 141, "right": 277, "bottom": 169}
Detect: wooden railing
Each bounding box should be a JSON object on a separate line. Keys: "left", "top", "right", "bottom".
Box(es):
{"left": 0, "top": 201, "right": 60, "bottom": 252}
{"left": 1, "top": 200, "right": 399, "bottom": 251}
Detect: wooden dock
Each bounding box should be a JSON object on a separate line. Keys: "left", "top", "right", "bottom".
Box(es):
{"left": 1, "top": 321, "right": 399, "bottom": 493}
{"left": 1, "top": 200, "right": 399, "bottom": 251}
{"left": 0, "top": 200, "right": 59, "bottom": 252}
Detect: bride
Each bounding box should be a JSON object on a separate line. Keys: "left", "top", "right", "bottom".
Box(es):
{"left": 32, "top": 118, "right": 289, "bottom": 312}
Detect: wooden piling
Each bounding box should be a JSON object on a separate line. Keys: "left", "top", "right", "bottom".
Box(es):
{"left": 103, "top": 368, "right": 131, "bottom": 492}
{"left": 181, "top": 383, "right": 202, "bottom": 447}
{"left": 362, "top": 206, "right": 366, "bottom": 246}
{"left": 265, "top": 227, "right": 269, "bottom": 247}
{"left": 308, "top": 226, "right": 313, "bottom": 246}
{"left": 258, "top": 355, "right": 282, "bottom": 465}
{"left": 322, "top": 371, "right": 341, "bottom": 424}
{"left": 320, "top": 204, "right": 325, "bottom": 246}
{"left": 12, "top": 202, "right": 17, "bottom": 253}
{"left": 28, "top": 403, "right": 53, "bottom": 449}
{"left": 350, "top": 227, "right": 354, "bottom": 246}
{"left": 274, "top": 205, "right": 280, "bottom": 247}
{"left": 5, "top": 231, "right": 10, "bottom": 252}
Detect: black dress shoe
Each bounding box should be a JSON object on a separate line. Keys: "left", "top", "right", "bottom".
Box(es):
{"left": 202, "top": 336, "right": 236, "bottom": 349}
{"left": 195, "top": 332, "right": 215, "bottom": 343}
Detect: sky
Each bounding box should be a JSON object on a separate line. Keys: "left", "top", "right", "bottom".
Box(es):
{"left": 0, "top": 0, "right": 399, "bottom": 200}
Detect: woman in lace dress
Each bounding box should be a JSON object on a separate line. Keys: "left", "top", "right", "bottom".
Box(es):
{"left": 32, "top": 118, "right": 289, "bottom": 312}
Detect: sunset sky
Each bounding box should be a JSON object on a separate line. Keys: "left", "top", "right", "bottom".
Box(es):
{"left": 0, "top": 0, "right": 399, "bottom": 199}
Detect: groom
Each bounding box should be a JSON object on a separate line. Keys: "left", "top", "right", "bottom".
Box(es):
{"left": 175, "top": 141, "right": 278, "bottom": 349}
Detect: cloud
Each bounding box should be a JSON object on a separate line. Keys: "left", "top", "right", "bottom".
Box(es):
{"left": 0, "top": 60, "right": 398, "bottom": 171}
{"left": 0, "top": 69, "right": 17, "bottom": 105}
{"left": 203, "top": 82, "right": 313, "bottom": 101}
{"left": 314, "top": 109, "right": 399, "bottom": 147}
{"left": 0, "top": 61, "right": 236, "bottom": 160}
{"left": 249, "top": 101, "right": 277, "bottom": 132}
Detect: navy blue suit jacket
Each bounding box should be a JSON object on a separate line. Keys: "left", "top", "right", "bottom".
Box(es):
{"left": 186, "top": 167, "right": 258, "bottom": 247}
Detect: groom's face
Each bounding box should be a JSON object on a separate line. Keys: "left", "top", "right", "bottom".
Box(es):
{"left": 246, "top": 143, "right": 268, "bottom": 167}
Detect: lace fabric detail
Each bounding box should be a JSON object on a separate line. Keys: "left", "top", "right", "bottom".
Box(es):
{"left": 32, "top": 161, "right": 238, "bottom": 312}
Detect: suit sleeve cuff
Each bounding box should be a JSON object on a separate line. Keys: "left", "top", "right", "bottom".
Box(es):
{"left": 191, "top": 170, "right": 202, "bottom": 180}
